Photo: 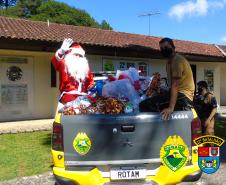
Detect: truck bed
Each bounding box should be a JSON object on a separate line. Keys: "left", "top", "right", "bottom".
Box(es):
{"left": 61, "top": 111, "right": 194, "bottom": 167}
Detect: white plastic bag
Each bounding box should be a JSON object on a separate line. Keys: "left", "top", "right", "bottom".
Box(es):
{"left": 102, "top": 79, "right": 140, "bottom": 108}
{"left": 115, "top": 67, "right": 139, "bottom": 83}
{"left": 128, "top": 67, "right": 139, "bottom": 82}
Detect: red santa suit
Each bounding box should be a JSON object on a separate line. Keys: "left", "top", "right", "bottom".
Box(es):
{"left": 51, "top": 44, "right": 94, "bottom": 104}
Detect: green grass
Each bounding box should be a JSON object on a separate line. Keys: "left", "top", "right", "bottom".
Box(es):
{"left": 215, "top": 121, "right": 226, "bottom": 139}
{"left": 0, "top": 131, "right": 52, "bottom": 181}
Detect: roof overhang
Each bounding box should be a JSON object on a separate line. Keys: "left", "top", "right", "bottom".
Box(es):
{"left": 0, "top": 37, "right": 225, "bottom": 62}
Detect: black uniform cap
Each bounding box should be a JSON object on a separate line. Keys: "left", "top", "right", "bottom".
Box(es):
{"left": 197, "top": 81, "right": 208, "bottom": 89}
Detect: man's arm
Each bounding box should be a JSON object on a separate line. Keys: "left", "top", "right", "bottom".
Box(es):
{"left": 205, "top": 95, "right": 218, "bottom": 126}
{"left": 161, "top": 78, "right": 179, "bottom": 120}
{"left": 205, "top": 107, "right": 217, "bottom": 123}
{"left": 51, "top": 55, "right": 61, "bottom": 71}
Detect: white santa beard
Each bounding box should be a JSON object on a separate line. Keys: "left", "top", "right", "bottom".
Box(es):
{"left": 65, "top": 54, "right": 89, "bottom": 81}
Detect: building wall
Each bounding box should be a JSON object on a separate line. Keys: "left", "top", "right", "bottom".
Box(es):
{"left": 148, "top": 59, "right": 166, "bottom": 77}
{"left": 33, "top": 54, "right": 56, "bottom": 117}
{"left": 87, "top": 55, "right": 103, "bottom": 72}
{"left": 220, "top": 64, "right": 226, "bottom": 106}
{"left": 0, "top": 49, "right": 55, "bottom": 121}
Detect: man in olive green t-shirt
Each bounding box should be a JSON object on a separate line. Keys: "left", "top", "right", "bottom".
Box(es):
{"left": 139, "top": 38, "right": 195, "bottom": 120}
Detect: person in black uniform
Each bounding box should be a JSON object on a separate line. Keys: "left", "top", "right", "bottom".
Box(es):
{"left": 194, "top": 81, "right": 218, "bottom": 135}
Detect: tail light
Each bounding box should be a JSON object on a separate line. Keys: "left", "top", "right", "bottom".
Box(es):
{"left": 52, "top": 122, "right": 64, "bottom": 151}
{"left": 191, "top": 117, "right": 202, "bottom": 146}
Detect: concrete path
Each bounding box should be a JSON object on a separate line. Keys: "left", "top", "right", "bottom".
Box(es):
{"left": 0, "top": 119, "right": 53, "bottom": 134}
{"left": 0, "top": 172, "right": 55, "bottom": 185}
{"left": 1, "top": 163, "right": 226, "bottom": 185}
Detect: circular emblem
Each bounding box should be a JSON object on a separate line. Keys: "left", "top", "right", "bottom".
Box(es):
{"left": 6, "top": 66, "right": 23, "bottom": 81}
{"left": 73, "top": 132, "right": 91, "bottom": 155}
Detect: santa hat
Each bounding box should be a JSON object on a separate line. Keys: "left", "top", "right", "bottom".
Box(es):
{"left": 69, "top": 44, "right": 85, "bottom": 57}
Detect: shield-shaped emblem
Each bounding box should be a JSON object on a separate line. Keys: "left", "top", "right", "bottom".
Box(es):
{"left": 73, "top": 132, "right": 92, "bottom": 155}
{"left": 160, "top": 135, "right": 189, "bottom": 172}
{"left": 198, "top": 147, "right": 220, "bottom": 174}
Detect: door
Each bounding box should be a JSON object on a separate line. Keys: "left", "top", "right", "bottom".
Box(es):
{"left": 0, "top": 57, "right": 33, "bottom": 121}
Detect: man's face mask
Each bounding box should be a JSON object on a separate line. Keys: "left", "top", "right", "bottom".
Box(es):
{"left": 160, "top": 47, "right": 173, "bottom": 58}
{"left": 197, "top": 87, "right": 203, "bottom": 94}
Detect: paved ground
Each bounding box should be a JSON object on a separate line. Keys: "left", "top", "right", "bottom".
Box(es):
{"left": 0, "top": 172, "right": 55, "bottom": 185}
{"left": 0, "top": 163, "right": 226, "bottom": 185}
{"left": 0, "top": 119, "right": 53, "bottom": 134}
{"left": 180, "top": 163, "right": 226, "bottom": 185}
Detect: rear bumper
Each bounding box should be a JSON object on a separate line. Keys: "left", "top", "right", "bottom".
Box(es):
{"left": 104, "top": 182, "right": 158, "bottom": 185}
{"left": 182, "top": 171, "right": 202, "bottom": 182}
{"left": 53, "top": 164, "right": 201, "bottom": 185}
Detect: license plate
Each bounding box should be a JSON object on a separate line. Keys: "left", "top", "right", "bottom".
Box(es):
{"left": 110, "top": 168, "right": 146, "bottom": 180}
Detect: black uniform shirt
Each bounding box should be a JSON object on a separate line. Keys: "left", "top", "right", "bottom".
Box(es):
{"left": 196, "top": 92, "right": 217, "bottom": 120}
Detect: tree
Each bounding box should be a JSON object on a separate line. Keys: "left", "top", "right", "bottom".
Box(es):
{"left": 0, "top": 0, "right": 113, "bottom": 30}
{"left": 31, "top": 1, "right": 99, "bottom": 27}
{"left": 0, "top": 0, "right": 17, "bottom": 9}
{"left": 0, "top": 0, "right": 48, "bottom": 17}
{"left": 17, "top": 0, "right": 49, "bottom": 17}
{"left": 100, "top": 20, "right": 112, "bottom": 30}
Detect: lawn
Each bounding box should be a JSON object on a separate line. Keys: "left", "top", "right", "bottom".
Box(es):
{"left": 215, "top": 119, "right": 226, "bottom": 139}
{"left": 0, "top": 131, "right": 52, "bottom": 181}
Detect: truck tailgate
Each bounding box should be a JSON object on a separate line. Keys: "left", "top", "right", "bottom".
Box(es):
{"left": 61, "top": 111, "right": 193, "bottom": 166}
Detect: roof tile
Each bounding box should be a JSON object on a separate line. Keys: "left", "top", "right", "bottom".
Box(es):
{"left": 0, "top": 16, "right": 225, "bottom": 57}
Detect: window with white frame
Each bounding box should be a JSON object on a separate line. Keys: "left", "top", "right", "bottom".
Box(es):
{"left": 138, "top": 62, "right": 148, "bottom": 76}
{"left": 119, "top": 62, "right": 126, "bottom": 70}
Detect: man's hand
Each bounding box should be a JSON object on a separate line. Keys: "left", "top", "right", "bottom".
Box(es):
{"left": 59, "top": 38, "right": 74, "bottom": 55}
{"left": 161, "top": 78, "right": 178, "bottom": 120}
{"left": 161, "top": 107, "right": 173, "bottom": 120}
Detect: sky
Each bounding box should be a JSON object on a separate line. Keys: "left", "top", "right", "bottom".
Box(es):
{"left": 57, "top": 0, "right": 226, "bottom": 45}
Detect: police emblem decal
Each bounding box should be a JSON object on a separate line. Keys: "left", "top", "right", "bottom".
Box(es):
{"left": 194, "top": 135, "right": 225, "bottom": 174}
{"left": 73, "top": 132, "right": 91, "bottom": 155}
{"left": 198, "top": 147, "right": 220, "bottom": 174}
{"left": 160, "top": 135, "right": 189, "bottom": 172}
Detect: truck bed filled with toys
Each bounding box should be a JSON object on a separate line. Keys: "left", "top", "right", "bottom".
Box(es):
{"left": 60, "top": 68, "right": 163, "bottom": 115}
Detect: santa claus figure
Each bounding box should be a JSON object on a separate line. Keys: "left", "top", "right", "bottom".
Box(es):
{"left": 51, "top": 38, "right": 94, "bottom": 104}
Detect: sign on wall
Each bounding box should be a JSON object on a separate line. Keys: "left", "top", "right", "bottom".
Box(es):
{"left": 1, "top": 84, "right": 28, "bottom": 106}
